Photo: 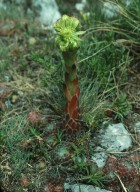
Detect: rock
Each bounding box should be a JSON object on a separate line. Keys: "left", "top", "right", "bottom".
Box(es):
{"left": 0, "top": 83, "right": 11, "bottom": 99}
{"left": 89, "top": 123, "right": 132, "bottom": 169}
{"left": 102, "top": 0, "right": 132, "bottom": 20}
{"left": 99, "top": 123, "right": 132, "bottom": 151}
{"left": 36, "top": 161, "right": 47, "bottom": 169}
{"left": 0, "top": 0, "right": 61, "bottom": 30}
{"left": 4, "top": 75, "right": 10, "bottom": 82}
{"left": 17, "top": 90, "right": 24, "bottom": 97}
{"left": 64, "top": 183, "right": 112, "bottom": 192}
{"left": 75, "top": 0, "right": 87, "bottom": 11}
{"left": 75, "top": 0, "right": 132, "bottom": 20}
{"left": 121, "top": 0, "right": 132, "bottom": 6}
{"left": 11, "top": 94, "right": 18, "bottom": 103}
{"left": 0, "top": 1, "right": 6, "bottom": 10}
{"left": 38, "top": 0, "right": 61, "bottom": 30}
{"left": 91, "top": 147, "right": 108, "bottom": 168}
{"left": 134, "top": 122, "right": 140, "bottom": 132}
{"left": 101, "top": 2, "right": 119, "bottom": 20}
{"left": 134, "top": 121, "right": 140, "bottom": 141}
{"left": 28, "top": 37, "right": 36, "bottom": 45}
{"left": 5, "top": 100, "right": 12, "bottom": 109}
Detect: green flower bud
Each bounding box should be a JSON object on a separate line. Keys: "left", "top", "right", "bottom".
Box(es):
{"left": 54, "top": 15, "right": 84, "bottom": 51}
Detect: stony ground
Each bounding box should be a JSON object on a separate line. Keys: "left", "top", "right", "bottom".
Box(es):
{"left": 0, "top": 2, "right": 140, "bottom": 192}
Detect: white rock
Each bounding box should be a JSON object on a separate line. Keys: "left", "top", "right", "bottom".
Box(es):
{"left": 15, "top": 0, "right": 24, "bottom": 3}
{"left": 102, "top": 2, "right": 119, "bottom": 19}
{"left": 0, "top": 0, "right": 61, "bottom": 30}
{"left": 75, "top": 0, "right": 87, "bottom": 11}
{"left": 134, "top": 121, "right": 140, "bottom": 140}
{"left": 64, "top": 183, "right": 112, "bottom": 192}
{"left": 38, "top": 0, "right": 61, "bottom": 30}
{"left": 134, "top": 122, "right": 140, "bottom": 132}
{"left": 0, "top": 2, "right": 6, "bottom": 10}
{"left": 100, "top": 0, "right": 132, "bottom": 20}
{"left": 99, "top": 123, "right": 132, "bottom": 151}
{"left": 91, "top": 148, "right": 108, "bottom": 168}
{"left": 121, "top": 0, "right": 132, "bottom": 6}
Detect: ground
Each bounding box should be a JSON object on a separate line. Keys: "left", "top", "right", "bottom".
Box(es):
{"left": 0, "top": 1, "right": 140, "bottom": 192}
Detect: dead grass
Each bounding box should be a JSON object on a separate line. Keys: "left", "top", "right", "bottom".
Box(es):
{"left": 0, "top": 2, "right": 140, "bottom": 192}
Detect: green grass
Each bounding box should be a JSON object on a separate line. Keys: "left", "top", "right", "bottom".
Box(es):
{"left": 0, "top": 1, "right": 140, "bottom": 191}
{"left": 0, "top": 41, "right": 10, "bottom": 73}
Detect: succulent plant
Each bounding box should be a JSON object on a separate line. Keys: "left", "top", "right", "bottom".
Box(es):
{"left": 54, "top": 15, "right": 84, "bottom": 133}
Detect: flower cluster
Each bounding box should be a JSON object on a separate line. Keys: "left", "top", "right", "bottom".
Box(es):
{"left": 54, "top": 15, "right": 84, "bottom": 51}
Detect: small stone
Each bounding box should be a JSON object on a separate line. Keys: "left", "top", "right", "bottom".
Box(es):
{"left": 99, "top": 123, "right": 132, "bottom": 152}
{"left": 134, "top": 122, "right": 140, "bottom": 141}
{"left": 134, "top": 122, "right": 140, "bottom": 132}
{"left": 37, "top": 161, "right": 46, "bottom": 169}
{"left": 17, "top": 90, "right": 24, "bottom": 97}
{"left": 75, "top": 0, "right": 87, "bottom": 11}
{"left": 39, "top": 0, "right": 61, "bottom": 30}
{"left": 91, "top": 150, "right": 108, "bottom": 168}
{"left": 102, "top": 2, "right": 119, "bottom": 20}
{"left": 4, "top": 75, "right": 10, "bottom": 82}
{"left": 64, "top": 183, "right": 112, "bottom": 192}
{"left": 11, "top": 94, "right": 18, "bottom": 103}
{"left": 28, "top": 37, "right": 37, "bottom": 45}
{"left": 5, "top": 100, "right": 12, "bottom": 108}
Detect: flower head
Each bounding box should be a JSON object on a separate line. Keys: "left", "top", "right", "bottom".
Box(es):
{"left": 54, "top": 15, "right": 84, "bottom": 51}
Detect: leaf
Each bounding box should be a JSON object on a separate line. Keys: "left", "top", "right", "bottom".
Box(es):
{"left": 71, "top": 107, "right": 79, "bottom": 119}
{"left": 63, "top": 84, "right": 71, "bottom": 101}
{"left": 68, "top": 95, "right": 78, "bottom": 115}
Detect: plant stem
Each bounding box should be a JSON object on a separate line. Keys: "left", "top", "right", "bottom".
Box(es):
{"left": 63, "top": 50, "right": 80, "bottom": 133}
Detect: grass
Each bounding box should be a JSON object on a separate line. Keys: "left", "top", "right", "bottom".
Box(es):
{"left": 0, "top": 39, "right": 11, "bottom": 73}
{"left": 0, "top": 1, "right": 140, "bottom": 191}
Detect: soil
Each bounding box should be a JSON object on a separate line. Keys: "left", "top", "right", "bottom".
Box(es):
{"left": 0, "top": 6, "right": 140, "bottom": 192}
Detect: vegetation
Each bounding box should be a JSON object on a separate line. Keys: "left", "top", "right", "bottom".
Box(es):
{"left": 54, "top": 15, "right": 84, "bottom": 133}
{"left": 0, "top": 1, "right": 140, "bottom": 191}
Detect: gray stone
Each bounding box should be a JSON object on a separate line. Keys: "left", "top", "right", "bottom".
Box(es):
{"left": 134, "top": 121, "right": 140, "bottom": 141}
{"left": 99, "top": 123, "right": 132, "bottom": 151}
{"left": 121, "top": 0, "right": 132, "bottom": 6}
{"left": 91, "top": 147, "right": 108, "bottom": 168}
{"left": 0, "top": 0, "right": 61, "bottom": 30}
{"left": 90, "top": 123, "right": 132, "bottom": 169}
{"left": 37, "top": 0, "right": 61, "bottom": 29}
{"left": 134, "top": 122, "right": 140, "bottom": 133}
{"left": 101, "top": 2, "right": 119, "bottom": 20}
{"left": 64, "top": 183, "right": 112, "bottom": 192}
{"left": 75, "top": 0, "right": 132, "bottom": 20}
{"left": 75, "top": 0, "right": 87, "bottom": 11}
{"left": 101, "top": 0, "right": 132, "bottom": 19}
{"left": 0, "top": 2, "right": 6, "bottom": 10}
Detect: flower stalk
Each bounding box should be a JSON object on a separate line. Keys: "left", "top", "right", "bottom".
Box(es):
{"left": 54, "top": 15, "right": 84, "bottom": 133}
